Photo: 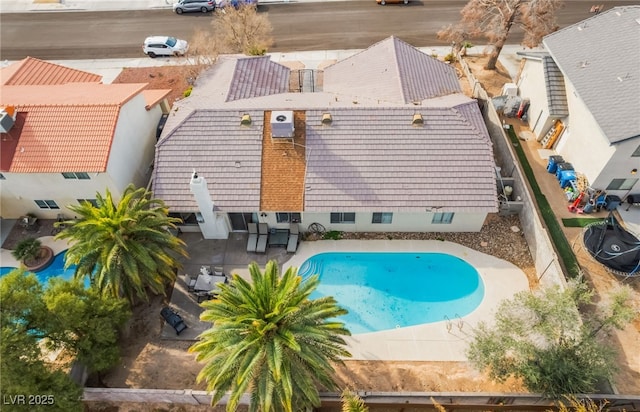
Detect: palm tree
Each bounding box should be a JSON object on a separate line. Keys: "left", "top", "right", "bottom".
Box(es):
{"left": 341, "top": 389, "right": 369, "bottom": 412}
{"left": 55, "top": 184, "right": 188, "bottom": 304}
{"left": 190, "top": 260, "right": 352, "bottom": 412}
{"left": 11, "top": 237, "right": 43, "bottom": 264}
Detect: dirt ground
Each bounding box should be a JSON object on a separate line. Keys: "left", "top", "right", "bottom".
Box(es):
{"left": 101, "top": 55, "right": 640, "bottom": 400}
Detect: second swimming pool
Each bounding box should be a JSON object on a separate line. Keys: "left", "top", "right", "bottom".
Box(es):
{"left": 298, "top": 252, "right": 484, "bottom": 334}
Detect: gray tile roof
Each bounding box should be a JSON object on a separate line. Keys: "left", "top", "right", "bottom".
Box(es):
{"left": 304, "top": 106, "right": 497, "bottom": 212}
{"left": 226, "top": 56, "right": 290, "bottom": 102}
{"left": 542, "top": 56, "right": 569, "bottom": 117}
{"left": 152, "top": 110, "right": 264, "bottom": 211}
{"left": 323, "top": 36, "right": 461, "bottom": 104}
{"left": 543, "top": 6, "right": 640, "bottom": 144}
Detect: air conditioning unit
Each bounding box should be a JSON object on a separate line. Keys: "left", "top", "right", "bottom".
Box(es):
{"left": 0, "top": 106, "right": 16, "bottom": 133}
{"left": 270, "top": 111, "right": 294, "bottom": 139}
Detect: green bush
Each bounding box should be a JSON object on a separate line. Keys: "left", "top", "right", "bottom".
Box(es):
{"left": 183, "top": 86, "right": 193, "bottom": 98}
{"left": 323, "top": 230, "right": 342, "bottom": 240}
{"left": 444, "top": 53, "right": 457, "bottom": 63}
{"left": 505, "top": 125, "right": 579, "bottom": 278}
{"left": 11, "top": 237, "right": 42, "bottom": 263}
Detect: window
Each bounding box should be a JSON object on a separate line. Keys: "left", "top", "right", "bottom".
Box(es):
{"left": 633, "top": 145, "right": 640, "bottom": 157}
{"left": 77, "top": 199, "right": 99, "bottom": 207}
{"left": 330, "top": 212, "right": 355, "bottom": 224}
{"left": 432, "top": 212, "right": 454, "bottom": 224}
{"left": 276, "top": 212, "right": 301, "bottom": 223}
{"left": 372, "top": 212, "right": 393, "bottom": 224}
{"left": 606, "top": 178, "right": 638, "bottom": 191}
{"left": 34, "top": 200, "right": 59, "bottom": 209}
{"left": 62, "top": 172, "right": 90, "bottom": 180}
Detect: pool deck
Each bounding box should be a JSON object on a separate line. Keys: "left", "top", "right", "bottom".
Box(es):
{"left": 1, "top": 223, "right": 528, "bottom": 362}
{"left": 285, "top": 240, "right": 529, "bottom": 361}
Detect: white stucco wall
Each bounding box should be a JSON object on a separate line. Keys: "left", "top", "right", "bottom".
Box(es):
{"left": 517, "top": 58, "right": 552, "bottom": 137}
{"left": 255, "top": 211, "right": 487, "bottom": 233}
{"left": 107, "top": 94, "right": 163, "bottom": 191}
{"left": 0, "top": 95, "right": 163, "bottom": 219}
{"left": 555, "top": 79, "right": 615, "bottom": 188}
{"left": 0, "top": 172, "right": 117, "bottom": 219}
{"left": 591, "top": 138, "right": 640, "bottom": 195}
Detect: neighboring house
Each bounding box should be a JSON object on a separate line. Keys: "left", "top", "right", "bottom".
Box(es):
{"left": 0, "top": 57, "right": 171, "bottom": 219}
{"left": 152, "top": 37, "right": 498, "bottom": 238}
{"left": 516, "top": 6, "right": 640, "bottom": 197}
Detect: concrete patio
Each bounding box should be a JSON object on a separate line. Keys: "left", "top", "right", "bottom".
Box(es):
{"left": 160, "top": 231, "right": 295, "bottom": 341}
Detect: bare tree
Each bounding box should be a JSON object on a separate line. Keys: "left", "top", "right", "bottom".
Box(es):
{"left": 215, "top": 5, "right": 274, "bottom": 55}
{"left": 181, "top": 6, "right": 273, "bottom": 85}
{"left": 438, "top": 0, "right": 563, "bottom": 69}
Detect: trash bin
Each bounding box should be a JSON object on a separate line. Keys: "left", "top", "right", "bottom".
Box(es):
{"left": 555, "top": 162, "right": 574, "bottom": 180}
{"left": 559, "top": 171, "right": 577, "bottom": 188}
{"left": 161, "top": 307, "right": 187, "bottom": 335}
{"left": 605, "top": 195, "right": 622, "bottom": 211}
{"left": 547, "top": 155, "right": 564, "bottom": 173}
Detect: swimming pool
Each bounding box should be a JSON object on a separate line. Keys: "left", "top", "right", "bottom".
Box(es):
{"left": 0, "top": 250, "right": 87, "bottom": 287}
{"left": 298, "top": 252, "right": 484, "bottom": 334}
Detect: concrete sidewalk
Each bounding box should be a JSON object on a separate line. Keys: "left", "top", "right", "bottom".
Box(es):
{"left": 26, "top": 44, "right": 526, "bottom": 85}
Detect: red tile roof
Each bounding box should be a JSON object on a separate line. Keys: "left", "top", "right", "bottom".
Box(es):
{"left": 1, "top": 83, "right": 147, "bottom": 106}
{"left": 2, "top": 105, "right": 120, "bottom": 173}
{"left": 142, "top": 89, "right": 171, "bottom": 110}
{"left": 0, "top": 83, "right": 150, "bottom": 173}
{"left": 1, "top": 57, "right": 102, "bottom": 86}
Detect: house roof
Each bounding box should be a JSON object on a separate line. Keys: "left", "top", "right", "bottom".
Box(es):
{"left": 1, "top": 83, "right": 147, "bottom": 106}
{"left": 542, "top": 56, "right": 569, "bottom": 117}
{"left": 323, "top": 36, "right": 461, "bottom": 104}
{"left": 543, "top": 6, "right": 640, "bottom": 143}
{"left": 0, "top": 82, "right": 151, "bottom": 173}
{"left": 304, "top": 106, "right": 496, "bottom": 212}
{"left": 226, "top": 56, "right": 290, "bottom": 102}
{"left": 152, "top": 37, "right": 497, "bottom": 213}
{"left": 153, "top": 105, "right": 497, "bottom": 213}
{"left": 153, "top": 109, "right": 265, "bottom": 211}
{"left": 1, "top": 105, "right": 120, "bottom": 173}
{"left": 142, "top": 89, "right": 172, "bottom": 109}
{"left": 1, "top": 56, "right": 102, "bottom": 86}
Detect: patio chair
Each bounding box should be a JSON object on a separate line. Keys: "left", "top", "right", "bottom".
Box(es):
{"left": 287, "top": 223, "right": 299, "bottom": 253}
{"left": 256, "top": 223, "right": 268, "bottom": 253}
{"left": 213, "top": 266, "right": 224, "bottom": 276}
{"left": 185, "top": 274, "right": 196, "bottom": 292}
{"left": 160, "top": 306, "right": 187, "bottom": 335}
{"left": 247, "top": 222, "right": 258, "bottom": 252}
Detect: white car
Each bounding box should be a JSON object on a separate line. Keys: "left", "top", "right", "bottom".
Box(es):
{"left": 142, "top": 36, "right": 189, "bottom": 58}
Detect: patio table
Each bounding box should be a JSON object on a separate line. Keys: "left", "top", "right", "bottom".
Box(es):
{"left": 194, "top": 274, "right": 227, "bottom": 294}
{"left": 268, "top": 229, "right": 289, "bottom": 247}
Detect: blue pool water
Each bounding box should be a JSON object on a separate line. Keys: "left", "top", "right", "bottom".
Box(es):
{"left": 1, "top": 250, "right": 88, "bottom": 287}
{"left": 298, "top": 252, "right": 484, "bottom": 334}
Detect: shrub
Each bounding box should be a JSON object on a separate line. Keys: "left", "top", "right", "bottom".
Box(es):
{"left": 323, "top": 231, "right": 342, "bottom": 240}
{"left": 12, "top": 237, "right": 42, "bottom": 263}
{"left": 183, "top": 86, "right": 193, "bottom": 98}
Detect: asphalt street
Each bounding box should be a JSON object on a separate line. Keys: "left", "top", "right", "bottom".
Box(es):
{"left": 2, "top": 0, "right": 637, "bottom": 60}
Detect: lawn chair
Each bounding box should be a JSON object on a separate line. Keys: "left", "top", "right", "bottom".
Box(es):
{"left": 287, "top": 223, "right": 299, "bottom": 253}
{"left": 246, "top": 222, "right": 258, "bottom": 252}
{"left": 256, "top": 223, "right": 268, "bottom": 253}
{"left": 185, "top": 274, "right": 196, "bottom": 292}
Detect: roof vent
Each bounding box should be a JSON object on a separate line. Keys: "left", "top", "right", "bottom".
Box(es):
{"left": 241, "top": 113, "right": 251, "bottom": 126}
{"left": 0, "top": 106, "right": 16, "bottom": 133}
{"left": 321, "top": 113, "right": 332, "bottom": 125}
{"left": 412, "top": 113, "right": 424, "bottom": 126}
{"left": 270, "top": 111, "right": 294, "bottom": 139}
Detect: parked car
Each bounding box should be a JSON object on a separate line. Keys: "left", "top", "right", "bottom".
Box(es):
{"left": 215, "top": 0, "right": 257, "bottom": 8}
{"left": 142, "top": 36, "right": 189, "bottom": 58}
{"left": 376, "top": 0, "right": 408, "bottom": 4}
{"left": 172, "top": 0, "right": 214, "bottom": 14}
